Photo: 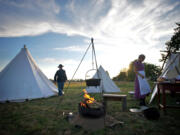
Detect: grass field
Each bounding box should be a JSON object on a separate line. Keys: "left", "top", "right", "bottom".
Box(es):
{"left": 0, "top": 81, "right": 180, "bottom": 135}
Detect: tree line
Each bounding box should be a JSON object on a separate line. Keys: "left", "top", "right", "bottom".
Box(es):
{"left": 113, "top": 61, "right": 161, "bottom": 81}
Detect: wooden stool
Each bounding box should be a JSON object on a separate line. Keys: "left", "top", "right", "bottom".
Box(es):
{"left": 103, "top": 94, "right": 127, "bottom": 112}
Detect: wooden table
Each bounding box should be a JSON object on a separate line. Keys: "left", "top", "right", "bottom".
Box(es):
{"left": 157, "top": 82, "right": 180, "bottom": 114}
{"left": 103, "top": 94, "right": 127, "bottom": 112}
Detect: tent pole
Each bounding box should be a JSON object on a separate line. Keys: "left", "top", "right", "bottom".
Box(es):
{"left": 92, "top": 40, "right": 94, "bottom": 69}
{"left": 159, "top": 46, "right": 172, "bottom": 74}
{"left": 66, "top": 41, "right": 92, "bottom": 91}
{"left": 91, "top": 38, "right": 98, "bottom": 70}
{"left": 91, "top": 38, "right": 104, "bottom": 94}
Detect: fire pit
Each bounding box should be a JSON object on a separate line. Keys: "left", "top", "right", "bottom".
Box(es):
{"left": 78, "top": 103, "right": 105, "bottom": 118}
{"left": 79, "top": 89, "right": 105, "bottom": 118}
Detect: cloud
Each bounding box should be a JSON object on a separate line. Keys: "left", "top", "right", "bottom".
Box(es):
{"left": 37, "top": 57, "right": 93, "bottom": 79}
{"left": 37, "top": 57, "right": 78, "bottom": 79}
{"left": 39, "top": 57, "right": 78, "bottom": 65}
{"left": 53, "top": 45, "right": 88, "bottom": 52}
{"left": 0, "top": 0, "right": 60, "bottom": 37}
{"left": 1, "top": 0, "right": 180, "bottom": 78}
{"left": 0, "top": 0, "right": 179, "bottom": 40}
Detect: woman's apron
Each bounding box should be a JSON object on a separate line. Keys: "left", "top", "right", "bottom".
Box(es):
{"left": 137, "top": 71, "right": 151, "bottom": 95}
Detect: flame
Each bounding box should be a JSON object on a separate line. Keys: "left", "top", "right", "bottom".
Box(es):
{"left": 80, "top": 89, "right": 95, "bottom": 107}
{"left": 80, "top": 102, "right": 87, "bottom": 107}
{"left": 83, "top": 89, "right": 88, "bottom": 94}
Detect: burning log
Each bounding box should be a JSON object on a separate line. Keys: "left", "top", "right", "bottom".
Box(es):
{"left": 80, "top": 89, "right": 103, "bottom": 107}
{"left": 79, "top": 89, "right": 105, "bottom": 118}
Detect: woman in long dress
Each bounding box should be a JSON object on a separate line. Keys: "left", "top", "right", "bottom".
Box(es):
{"left": 134, "top": 54, "right": 151, "bottom": 106}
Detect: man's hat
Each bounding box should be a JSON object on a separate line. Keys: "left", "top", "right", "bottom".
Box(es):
{"left": 58, "top": 64, "right": 64, "bottom": 68}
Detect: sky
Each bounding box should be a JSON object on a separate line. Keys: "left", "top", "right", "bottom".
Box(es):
{"left": 0, "top": 0, "right": 180, "bottom": 80}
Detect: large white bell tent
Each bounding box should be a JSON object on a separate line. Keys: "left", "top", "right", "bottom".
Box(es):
{"left": 150, "top": 52, "right": 180, "bottom": 103}
{"left": 86, "top": 66, "right": 120, "bottom": 93}
{"left": 0, "top": 46, "right": 58, "bottom": 102}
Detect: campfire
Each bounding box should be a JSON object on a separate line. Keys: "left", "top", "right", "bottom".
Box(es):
{"left": 80, "top": 89, "right": 95, "bottom": 107}
{"left": 79, "top": 89, "right": 105, "bottom": 118}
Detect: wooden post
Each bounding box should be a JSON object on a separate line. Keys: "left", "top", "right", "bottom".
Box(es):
{"left": 122, "top": 97, "right": 127, "bottom": 111}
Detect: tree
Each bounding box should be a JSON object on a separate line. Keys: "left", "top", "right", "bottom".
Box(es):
{"left": 126, "top": 61, "right": 135, "bottom": 81}
{"left": 113, "top": 68, "right": 127, "bottom": 81}
{"left": 168, "top": 23, "right": 180, "bottom": 51}
{"left": 144, "top": 63, "right": 161, "bottom": 81}
{"left": 160, "top": 23, "right": 180, "bottom": 68}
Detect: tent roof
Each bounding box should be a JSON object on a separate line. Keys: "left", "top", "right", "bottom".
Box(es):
{"left": 0, "top": 46, "right": 58, "bottom": 102}
{"left": 150, "top": 52, "right": 180, "bottom": 103}
{"left": 86, "top": 65, "right": 120, "bottom": 93}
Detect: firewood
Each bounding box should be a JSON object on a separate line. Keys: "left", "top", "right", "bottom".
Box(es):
{"left": 86, "top": 101, "right": 103, "bottom": 108}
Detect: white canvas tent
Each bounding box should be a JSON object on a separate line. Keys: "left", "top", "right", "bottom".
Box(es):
{"left": 0, "top": 46, "right": 58, "bottom": 102}
{"left": 86, "top": 66, "right": 120, "bottom": 93}
{"left": 150, "top": 52, "right": 180, "bottom": 103}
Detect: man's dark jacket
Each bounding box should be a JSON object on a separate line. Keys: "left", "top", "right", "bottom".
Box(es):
{"left": 54, "top": 69, "right": 67, "bottom": 82}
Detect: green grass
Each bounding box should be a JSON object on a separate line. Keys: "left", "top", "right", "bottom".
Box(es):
{"left": 0, "top": 81, "right": 180, "bottom": 135}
